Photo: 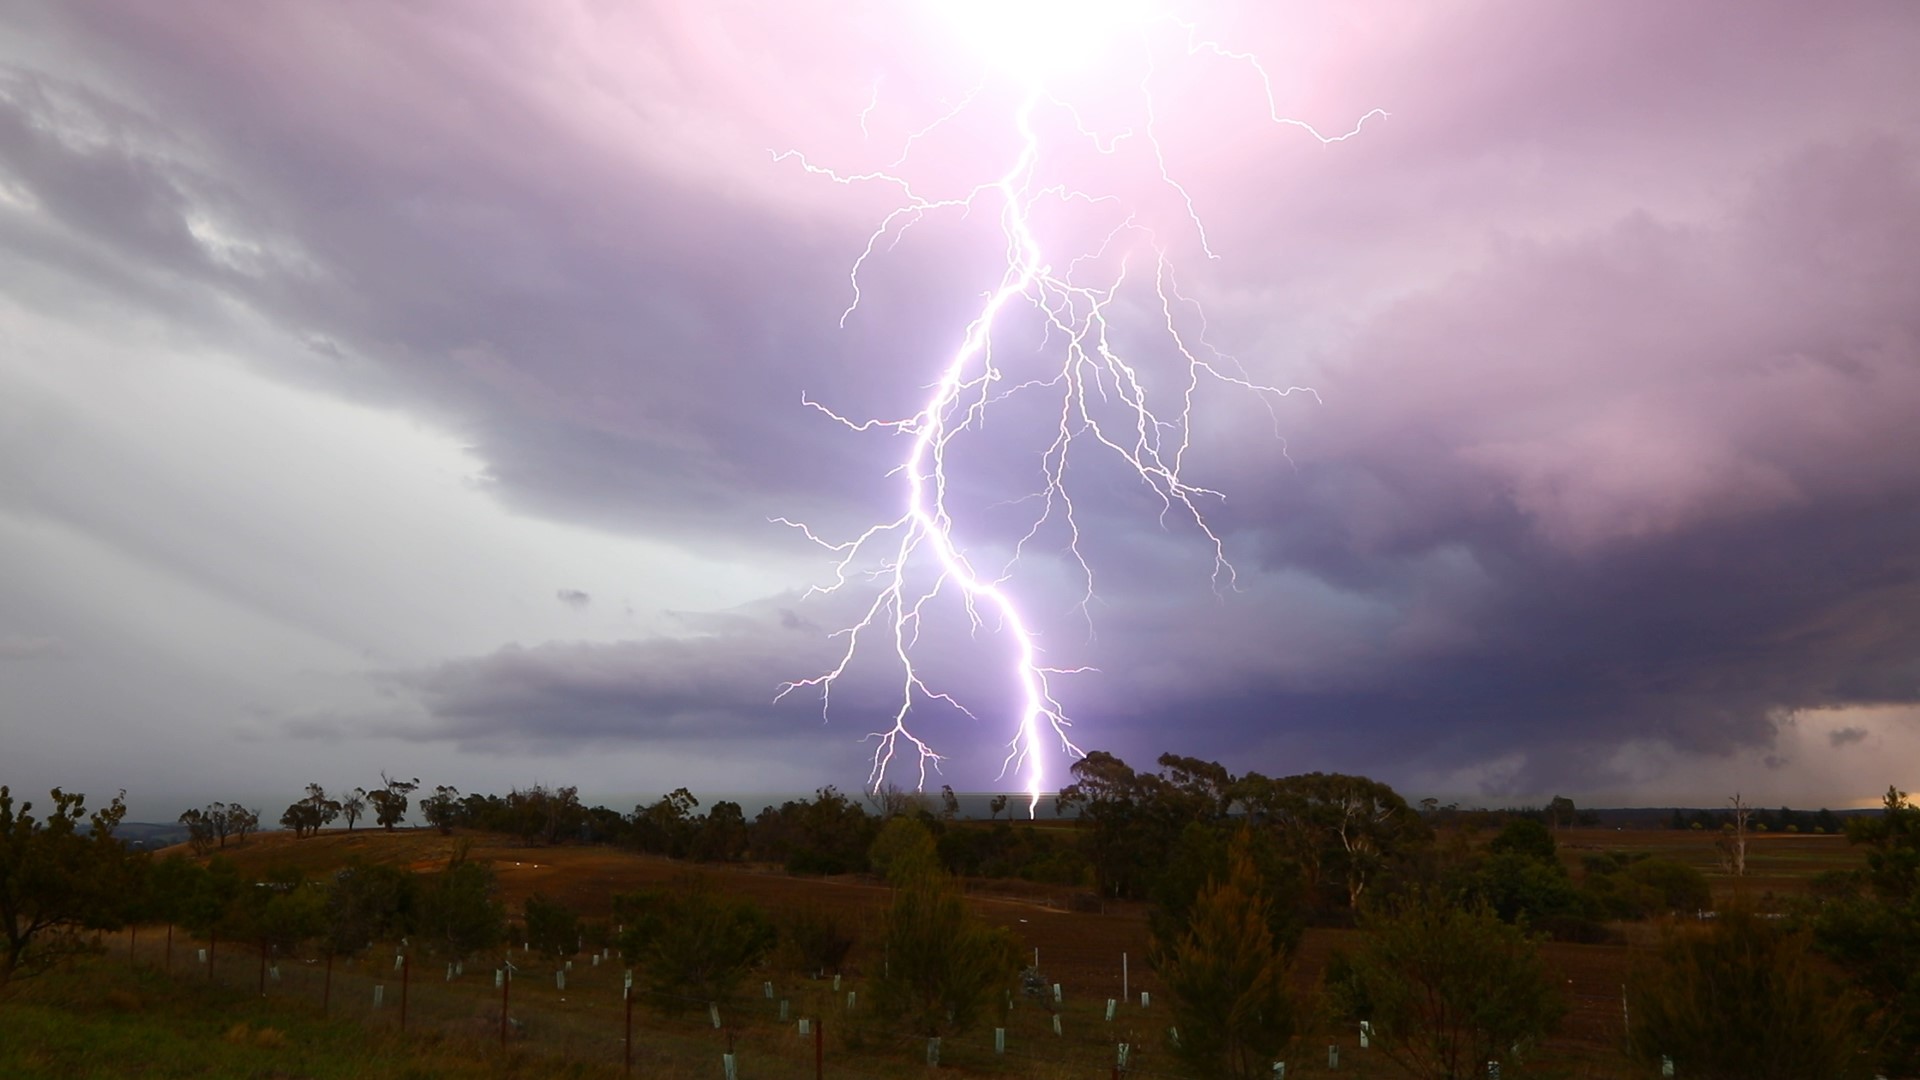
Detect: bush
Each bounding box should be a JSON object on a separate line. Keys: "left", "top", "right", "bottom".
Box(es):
{"left": 616, "top": 876, "right": 774, "bottom": 1012}
{"left": 871, "top": 820, "right": 1020, "bottom": 1038}
{"left": 1150, "top": 828, "right": 1302, "bottom": 1079}
{"left": 1345, "top": 894, "right": 1566, "bottom": 1080}
{"left": 1629, "top": 907, "right": 1877, "bottom": 1079}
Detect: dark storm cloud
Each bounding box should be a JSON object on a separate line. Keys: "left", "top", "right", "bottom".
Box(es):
{"left": 7, "top": 2, "right": 1920, "bottom": 800}
{"left": 555, "top": 589, "right": 590, "bottom": 608}
{"left": 1133, "top": 138, "right": 1920, "bottom": 792}
{"left": 381, "top": 605, "right": 866, "bottom": 752}
{"left": 1829, "top": 727, "right": 1870, "bottom": 749}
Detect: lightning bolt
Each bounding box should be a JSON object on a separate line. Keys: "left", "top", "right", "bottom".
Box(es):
{"left": 773, "top": 13, "right": 1382, "bottom": 816}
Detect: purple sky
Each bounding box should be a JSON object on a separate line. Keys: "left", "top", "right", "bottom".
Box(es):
{"left": 3, "top": 2, "right": 1918, "bottom": 819}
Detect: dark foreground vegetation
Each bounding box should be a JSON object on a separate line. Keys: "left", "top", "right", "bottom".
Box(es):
{"left": 4, "top": 752, "right": 1917, "bottom": 1078}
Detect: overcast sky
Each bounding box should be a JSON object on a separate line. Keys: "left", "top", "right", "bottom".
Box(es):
{"left": 3, "top": 2, "right": 1918, "bottom": 821}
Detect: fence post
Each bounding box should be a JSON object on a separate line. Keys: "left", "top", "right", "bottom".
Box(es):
{"left": 400, "top": 953, "right": 409, "bottom": 1032}
{"left": 323, "top": 952, "right": 333, "bottom": 1015}
{"left": 815, "top": 1016, "right": 824, "bottom": 1080}
{"left": 208, "top": 929, "right": 217, "bottom": 983}
{"left": 625, "top": 989, "right": 634, "bottom": 1077}
{"left": 258, "top": 943, "right": 268, "bottom": 997}
{"left": 501, "top": 966, "right": 511, "bottom": 1049}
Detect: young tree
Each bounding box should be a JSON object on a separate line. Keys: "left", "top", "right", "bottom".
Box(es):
{"left": 871, "top": 819, "right": 1021, "bottom": 1038}
{"left": 324, "top": 860, "right": 416, "bottom": 957}
{"left": 416, "top": 850, "right": 505, "bottom": 960}
{"left": 988, "top": 794, "right": 1008, "bottom": 821}
{"left": 522, "top": 892, "right": 580, "bottom": 968}
{"left": 616, "top": 876, "right": 775, "bottom": 1012}
{"left": 869, "top": 814, "right": 940, "bottom": 885}
{"left": 1631, "top": 907, "right": 1877, "bottom": 1080}
{"left": 939, "top": 784, "right": 959, "bottom": 821}
{"left": 1150, "top": 828, "right": 1302, "bottom": 1079}
{"left": 776, "top": 902, "right": 857, "bottom": 978}
{"left": 228, "top": 867, "right": 329, "bottom": 976}
{"left": 368, "top": 773, "right": 419, "bottom": 832}
{"left": 1341, "top": 894, "right": 1567, "bottom": 1080}
{"left": 0, "top": 786, "right": 134, "bottom": 984}
{"left": 340, "top": 788, "right": 366, "bottom": 832}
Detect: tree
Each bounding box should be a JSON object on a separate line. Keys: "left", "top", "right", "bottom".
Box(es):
{"left": 1719, "top": 793, "right": 1753, "bottom": 877}
{"left": 324, "top": 859, "right": 416, "bottom": 956}
{"left": 869, "top": 815, "right": 940, "bottom": 885}
{"left": 419, "top": 785, "right": 461, "bottom": 836}
{"left": 184, "top": 802, "right": 258, "bottom": 848}
{"left": 871, "top": 818, "right": 1021, "bottom": 1038}
{"left": 750, "top": 787, "right": 877, "bottom": 875}
{"left": 633, "top": 787, "right": 700, "bottom": 856}
{"left": 0, "top": 786, "right": 134, "bottom": 984}
{"left": 1811, "top": 786, "right": 1920, "bottom": 1074}
{"left": 368, "top": 773, "right": 418, "bottom": 832}
{"left": 522, "top": 892, "right": 579, "bottom": 968}
{"left": 228, "top": 804, "right": 260, "bottom": 845}
{"left": 1240, "top": 771, "right": 1431, "bottom": 914}
{"left": 1546, "top": 795, "right": 1577, "bottom": 831}
{"left": 1490, "top": 817, "right": 1559, "bottom": 862}
{"left": 1150, "top": 828, "right": 1301, "bottom": 1079}
{"left": 1055, "top": 751, "right": 1174, "bottom": 899}
{"left": 1630, "top": 907, "right": 1876, "bottom": 1080}
{"left": 416, "top": 851, "right": 504, "bottom": 960}
{"left": 178, "top": 807, "right": 215, "bottom": 854}
{"left": 227, "top": 867, "right": 328, "bottom": 973}
{"left": 988, "top": 794, "right": 1008, "bottom": 821}
{"left": 340, "top": 788, "right": 366, "bottom": 832}
{"left": 689, "top": 800, "right": 748, "bottom": 863}
{"left": 616, "top": 876, "right": 775, "bottom": 1012}
{"left": 1339, "top": 894, "right": 1567, "bottom": 1080}
{"left": 1582, "top": 853, "right": 1711, "bottom": 920}
{"left": 279, "top": 783, "right": 342, "bottom": 839}
{"left": 867, "top": 783, "right": 929, "bottom": 819}
{"left": 775, "top": 902, "right": 857, "bottom": 978}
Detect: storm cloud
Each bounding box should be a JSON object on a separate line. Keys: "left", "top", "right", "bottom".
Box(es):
{"left": 3, "top": 1, "right": 1918, "bottom": 815}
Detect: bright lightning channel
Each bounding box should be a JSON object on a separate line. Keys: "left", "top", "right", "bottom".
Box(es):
{"left": 773, "top": 13, "right": 1382, "bottom": 817}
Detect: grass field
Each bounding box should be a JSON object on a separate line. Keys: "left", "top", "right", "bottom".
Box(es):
{"left": 15, "top": 824, "right": 1855, "bottom": 1078}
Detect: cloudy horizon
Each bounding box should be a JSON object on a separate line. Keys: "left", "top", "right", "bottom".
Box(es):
{"left": 4, "top": 2, "right": 1918, "bottom": 823}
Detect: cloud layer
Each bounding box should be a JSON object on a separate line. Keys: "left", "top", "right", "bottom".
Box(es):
{"left": 3, "top": 2, "right": 1918, "bottom": 813}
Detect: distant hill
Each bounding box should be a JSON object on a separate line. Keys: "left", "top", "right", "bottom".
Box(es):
{"left": 113, "top": 821, "right": 194, "bottom": 849}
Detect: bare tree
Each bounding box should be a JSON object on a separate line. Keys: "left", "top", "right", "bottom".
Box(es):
{"left": 340, "top": 788, "right": 366, "bottom": 832}
{"left": 1719, "top": 793, "right": 1753, "bottom": 877}
{"left": 865, "top": 783, "right": 928, "bottom": 820}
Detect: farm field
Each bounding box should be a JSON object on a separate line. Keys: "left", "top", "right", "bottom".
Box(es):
{"left": 41, "top": 823, "right": 1856, "bottom": 1079}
